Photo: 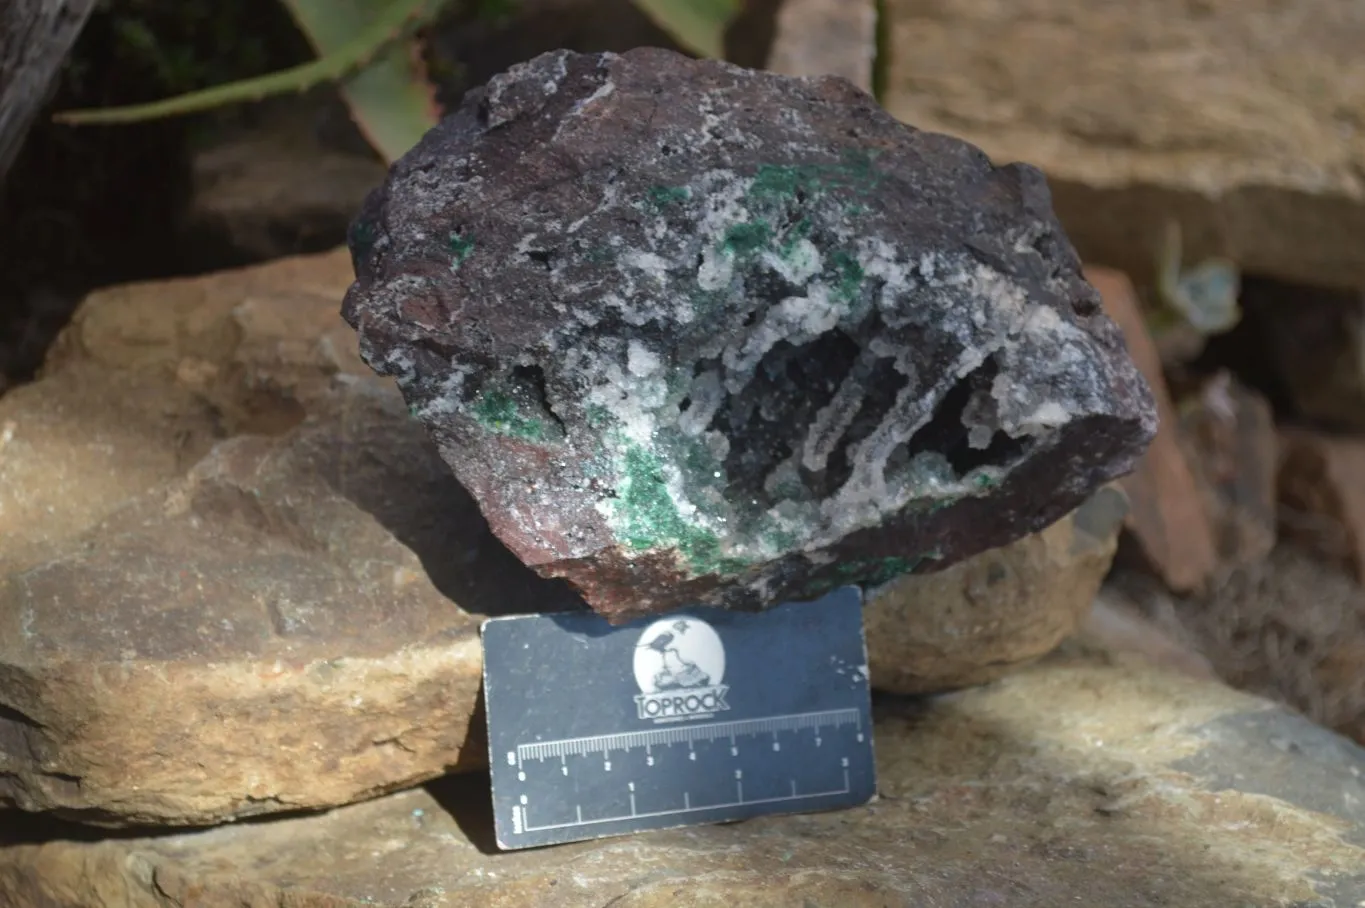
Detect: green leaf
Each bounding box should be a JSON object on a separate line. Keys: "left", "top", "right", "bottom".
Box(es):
{"left": 278, "top": 0, "right": 442, "bottom": 164}
{"left": 630, "top": 0, "right": 741, "bottom": 59}
{"left": 53, "top": 0, "right": 442, "bottom": 165}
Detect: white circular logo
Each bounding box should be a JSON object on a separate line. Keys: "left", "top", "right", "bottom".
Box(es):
{"left": 633, "top": 617, "right": 726, "bottom": 694}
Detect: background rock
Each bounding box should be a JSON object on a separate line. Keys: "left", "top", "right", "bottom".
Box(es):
{"left": 881, "top": 0, "right": 1365, "bottom": 291}
{"left": 0, "top": 250, "right": 578, "bottom": 827}
{"left": 1278, "top": 428, "right": 1365, "bottom": 585}
{"left": 345, "top": 47, "right": 1155, "bottom": 621}
{"left": 1081, "top": 591, "right": 1218, "bottom": 683}
{"left": 1111, "top": 544, "right": 1365, "bottom": 747}
{"left": 866, "top": 485, "right": 1126, "bottom": 694}
{"left": 1244, "top": 278, "right": 1365, "bottom": 431}
{"left": 1178, "top": 371, "right": 1278, "bottom": 570}
{"left": 181, "top": 95, "right": 388, "bottom": 268}
{"left": 766, "top": 0, "right": 876, "bottom": 92}
{"left": 1089, "top": 267, "right": 1217, "bottom": 592}
{"left": 3, "top": 646, "right": 1362, "bottom": 907}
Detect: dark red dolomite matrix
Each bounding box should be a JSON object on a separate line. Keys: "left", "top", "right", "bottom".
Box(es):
{"left": 342, "top": 47, "right": 1156, "bottom": 622}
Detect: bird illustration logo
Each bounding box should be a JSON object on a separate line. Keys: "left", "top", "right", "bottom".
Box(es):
{"left": 632, "top": 616, "right": 726, "bottom": 696}
{"left": 637, "top": 619, "right": 711, "bottom": 690}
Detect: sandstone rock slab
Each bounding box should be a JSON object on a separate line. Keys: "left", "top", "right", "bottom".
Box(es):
{"left": 882, "top": 0, "right": 1365, "bottom": 291}
{"left": 1, "top": 249, "right": 373, "bottom": 575}
{"left": 0, "top": 251, "right": 578, "bottom": 827}
{"left": 865, "top": 484, "right": 1125, "bottom": 694}
{"left": 344, "top": 46, "right": 1156, "bottom": 622}
{"left": 4, "top": 646, "right": 1363, "bottom": 907}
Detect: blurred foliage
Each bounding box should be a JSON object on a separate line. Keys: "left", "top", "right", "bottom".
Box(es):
{"left": 1155, "top": 220, "right": 1242, "bottom": 336}
{"left": 68, "top": 0, "right": 306, "bottom": 98}
{"left": 632, "top": 0, "right": 740, "bottom": 59}
{"left": 871, "top": 0, "right": 889, "bottom": 101}
{"left": 54, "top": 0, "right": 743, "bottom": 163}
{"left": 278, "top": 0, "right": 441, "bottom": 163}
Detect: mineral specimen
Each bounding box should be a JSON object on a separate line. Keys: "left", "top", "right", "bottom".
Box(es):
{"left": 342, "top": 47, "right": 1156, "bottom": 622}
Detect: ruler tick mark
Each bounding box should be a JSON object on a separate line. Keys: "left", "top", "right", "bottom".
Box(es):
{"left": 516, "top": 779, "right": 854, "bottom": 834}
{"left": 514, "top": 709, "right": 860, "bottom": 763}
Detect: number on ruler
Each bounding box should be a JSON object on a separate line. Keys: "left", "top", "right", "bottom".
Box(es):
{"left": 815, "top": 736, "right": 822, "bottom": 747}
{"left": 841, "top": 757, "right": 849, "bottom": 767}
{"left": 730, "top": 746, "right": 738, "bottom": 756}
{"left": 604, "top": 760, "right": 612, "bottom": 771}
{"left": 506, "top": 751, "right": 516, "bottom": 766}
{"left": 689, "top": 751, "right": 696, "bottom": 761}
{"left": 647, "top": 755, "right": 654, "bottom": 766}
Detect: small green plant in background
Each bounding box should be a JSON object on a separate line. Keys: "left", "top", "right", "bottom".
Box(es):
{"left": 54, "top": 0, "right": 742, "bottom": 164}
{"left": 1152, "top": 220, "right": 1242, "bottom": 337}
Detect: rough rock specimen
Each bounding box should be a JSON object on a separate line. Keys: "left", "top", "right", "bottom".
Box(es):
{"left": 6, "top": 645, "right": 1365, "bottom": 907}
{"left": 881, "top": 0, "right": 1365, "bottom": 291}
{"left": 343, "top": 47, "right": 1156, "bottom": 620}
{"left": 0, "top": 251, "right": 578, "bottom": 827}
{"left": 865, "top": 484, "right": 1126, "bottom": 694}
{"left": 1089, "top": 267, "right": 1216, "bottom": 593}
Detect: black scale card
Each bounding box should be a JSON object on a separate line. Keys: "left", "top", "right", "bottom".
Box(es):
{"left": 481, "top": 586, "right": 876, "bottom": 850}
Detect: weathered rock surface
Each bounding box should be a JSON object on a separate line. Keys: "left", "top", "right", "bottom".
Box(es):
{"left": 343, "top": 47, "right": 1156, "bottom": 621}
{"left": 0, "top": 250, "right": 579, "bottom": 827}
{"left": 5, "top": 645, "right": 1364, "bottom": 907}
{"left": 1089, "top": 267, "right": 1217, "bottom": 592}
{"left": 866, "top": 484, "right": 1125, "bottom": 694}
{"left": 882, "top": 0, "right": 1365, "bottom": 291}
